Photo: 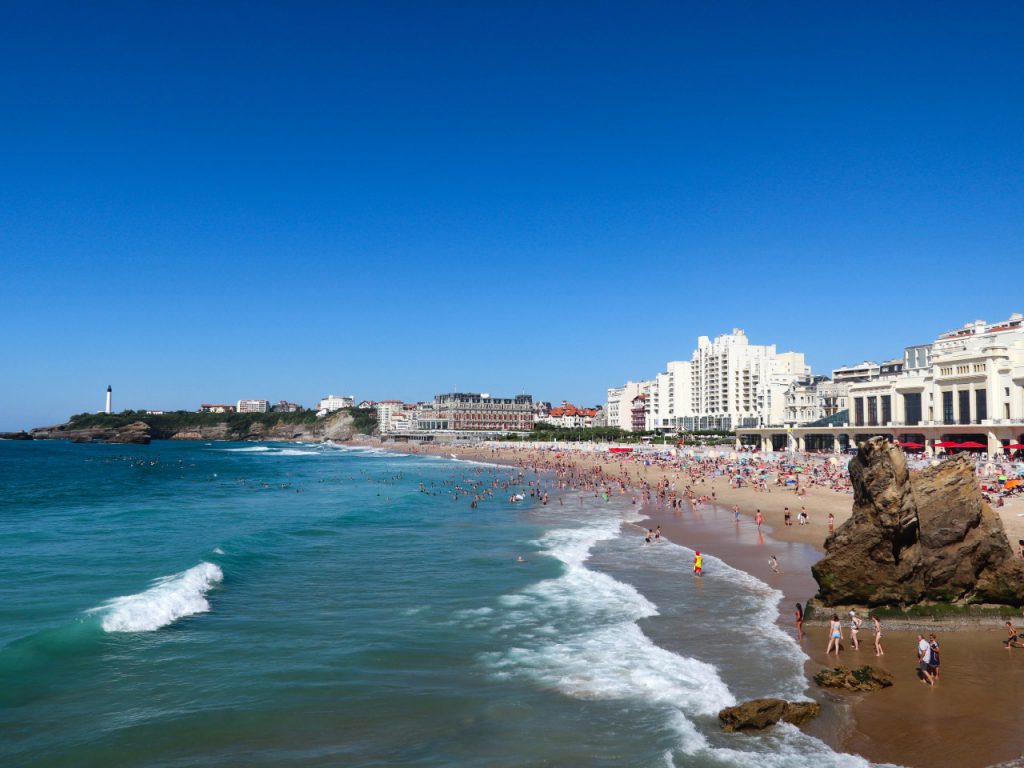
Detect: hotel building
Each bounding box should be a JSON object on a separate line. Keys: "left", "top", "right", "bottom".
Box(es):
{"left": 433, "top": 392, "right": 534, "bottom": 432}
{"left": 316, "top": 394, "right": 355, "bottom": 413}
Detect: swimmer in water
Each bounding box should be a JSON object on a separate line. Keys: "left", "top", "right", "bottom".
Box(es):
{"left": 515, "top": 555, "right": 525, "bottom": 563}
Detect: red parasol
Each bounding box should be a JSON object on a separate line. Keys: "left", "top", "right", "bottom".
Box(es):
{"left": 958, "top": 441, "right": 987, "bottom": 449}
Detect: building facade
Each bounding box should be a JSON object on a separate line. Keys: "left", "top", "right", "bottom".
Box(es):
{"left": 199, "top": 403, "right": 236, "bottom": 413}
{"left": 605, "top": 380, "right": 651, "bottom": 432}
{"left": 738, "top": 313, "right": 1024, "bottom": 455}
{"left": 376, "top": 400, "right": 405, "bottom": 434}
{"left": 433, "top": 393, "right": 534, "bottom": 432}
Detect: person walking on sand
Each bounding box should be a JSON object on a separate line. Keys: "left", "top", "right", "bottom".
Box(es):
{"left": 769, "top": 555, "right": 779, "bottom": 573}
{"left": 795, "top": 603, "right": 804, "bottom": 638}
{"left": 693, "top": 550, "right": 703, "bottom": 576}
{"left": 871, "top": 614, "right": 883, "bottom": 656}
{"left": 917, "top": 634, "right": 935, "bottom": 685}
{"left": 826, "top": 614, "right": 843, "bottom": 655}
{"left": 755, "top": 509, "right": 764, "bottom": 530}
{"left": 849, "top": 610, "right": 862, "bottom": 650}
{"left": 828, "top": 512, "right": 835, "bottom": 534}
{"left": 784, "top": 507, "right": 792, "bottom": 526}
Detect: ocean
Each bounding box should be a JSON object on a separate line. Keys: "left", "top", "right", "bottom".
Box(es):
{"left": 0, "top": 441, "right": 874, "bottom": 767}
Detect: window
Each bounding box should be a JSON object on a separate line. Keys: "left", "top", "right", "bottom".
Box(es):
{"left": 942, "top": 391, "right": 954, "bottom": 425}
{"left": 867, "top": 397, "right": 878, "bottom": 426}
{"left": 958, "top": 390, "right": 971, "bottom": 425}
{"left": 854, "top": 398, "right": 864, "bottom": 426}
{"left": 904, "top": 393, "right": 922, "bottom": 426}
{"left": 881, "top": 395, "right": 892, "bottom": 425}
{"left": 975, "top": 389, "right": 987, "bottom": 422}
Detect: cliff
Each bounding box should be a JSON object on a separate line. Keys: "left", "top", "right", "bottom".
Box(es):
{"left": 812, "top": 437, "right": 1024, "bottom": 607}
{"left": 29, "top": 409, "right": 369, "bottom": 444}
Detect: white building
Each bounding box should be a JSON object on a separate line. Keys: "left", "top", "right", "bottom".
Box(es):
{"left": 237, "top": 399, "right": 270, "bottom": 413}
{"left": 606, "top": 380, "right": 652, "bottom": 432}
{"left": 316, "top": 394, "right": 355, "bottom": 414}
{"left": 784, "top": 377, "right": 849, "bottom": 426}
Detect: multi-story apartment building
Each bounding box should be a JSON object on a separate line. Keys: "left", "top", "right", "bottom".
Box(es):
{"left": 376, "top": 400, "right": 405, "bottom": 434}
{"left": 646, "top": 361, "right": 694, "bottom": 431}
{"left": 433, "top": 393, "right": 533, "bottom": 432}
{"left": 236, "top": 399, "right": 270, "bottom": 413}
{"left": 690, "top": 329, "right": 809, "bottom": 430}
{"left": 784, "top": 376, "right": 849, "bottom": 426}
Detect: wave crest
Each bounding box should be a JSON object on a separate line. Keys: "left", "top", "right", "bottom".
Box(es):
{"left": 89, "top": 562, "right": 224, "bottom": 632}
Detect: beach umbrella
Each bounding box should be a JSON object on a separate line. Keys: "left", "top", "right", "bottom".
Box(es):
{"left": 959, "top": 441, "right": 987, "bottom": 449}
{"left": 899, "top": 441, "right": 924, "bottom": 448}
{"left": 934, "top": 441, "right": 962, "bottom": 448}
{"left": 1005, "top": 443, "right": 1024, "bottom": 450}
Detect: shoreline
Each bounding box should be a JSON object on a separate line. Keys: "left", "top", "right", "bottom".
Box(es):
{"left": 392, "top": 439, "right": 1024, "bottom": 768}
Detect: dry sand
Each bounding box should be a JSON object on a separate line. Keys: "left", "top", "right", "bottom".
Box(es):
{"left": 382, "top": 440, "right": 1024, "bottom": 767}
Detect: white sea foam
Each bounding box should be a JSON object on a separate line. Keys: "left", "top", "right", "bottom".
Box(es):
{"left": 222, "top": 446, "right": 274, "bottom": 452}
{"left": 89, "top": 562, "right": 224, "bottom": 632}
{"left": 212, "top": 547, "right": 225, "bottom": 555}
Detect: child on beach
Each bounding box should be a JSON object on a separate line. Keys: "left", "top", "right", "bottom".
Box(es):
{"left": 769, "top": 555, "right": 779, "bottom": 573}
{"left": 693, "top": 551, "right": 703, "bottom": 576}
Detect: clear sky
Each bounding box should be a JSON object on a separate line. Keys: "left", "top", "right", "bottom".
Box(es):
{"left": 2, "top": 2, "right": 1022, "bottom": 430}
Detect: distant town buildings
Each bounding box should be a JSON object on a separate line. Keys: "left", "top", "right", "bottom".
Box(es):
{"left": 608, "top": 328, "right": 809, "bottom": 432}
{"left": 376, "top": 400, "right": 405, "bottom": 433}
{"left": 271, "top": 401, "right": 303, "bottom": 413}
{"left": 237, "top": 399, "right": 270, "bottom": 413}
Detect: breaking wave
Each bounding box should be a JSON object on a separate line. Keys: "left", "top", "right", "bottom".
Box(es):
{"left": 88, "top": 562, "right": 224, "bottom": 632}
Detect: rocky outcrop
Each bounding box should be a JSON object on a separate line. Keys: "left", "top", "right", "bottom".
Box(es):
{"left": 813, "top": 665, "right": 894, "bottom": 692}
{"left": 812, "top": 437, "right": 1024, "bottom": 607}
{"left": 0, "top": 431, "right": 33, "bottom": 440}
{"left": 718, "top": 698, "right": 820, "bottom": 732}
{"left": 30, "top": 409, "right": 362, "bottom": 444}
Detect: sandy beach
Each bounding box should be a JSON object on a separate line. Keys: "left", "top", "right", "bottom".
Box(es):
{"left": 390, "top": 440, "right": 1024, "bottom": 768}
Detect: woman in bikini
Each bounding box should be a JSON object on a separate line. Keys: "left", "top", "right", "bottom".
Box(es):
{"left": 871, "top": 614, "right": 883, "bottom": 656}
{"left": 826, "top": 613, "right": 843, "bottom": 655}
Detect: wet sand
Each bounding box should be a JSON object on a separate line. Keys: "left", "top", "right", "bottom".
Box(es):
{"left": 379, "top": 441, "right": 1024, "bottom": 767}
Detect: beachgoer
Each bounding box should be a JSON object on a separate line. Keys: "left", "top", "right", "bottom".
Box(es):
{"left": 693, "top": 551, "right": 703, "bottom": 576}
{"left": 827, "top": 512, "right": 835, "bottom": 533}
{"left": 644, "top": 529, "right": 652, "bottom": 545}
{"left": 1004, "top": 622, "right": 1024, "bottom": 648}
{"left": 755, "top": 510, "right": 764, "bottom": 530}
{"left": 795, "top": 603, "right": 804, "bottom": 637}
{"left": 929, "top": 634, "right": 941, "bottom": 679}
{"left": 1018, "top": 539, "right": 1024, "bottom": 559}
{"left": 784, "top": 507, "right": 792, "bottom": 526}
{"left": 826, "top": 614, "right": 842, "bottom": 655}
{"left": 871, "top": 614, "right": 883, "bottom": 656}
{"left": 769, "top": 555, "right": 779, "bottom": 573}
{"left": 849, "top": 610, "right": 862, "bottom": 650}
{"left": 733, "top": 504, "right": 740, "bottom": 523}
{"left": 655, "top": 526, "right": 661, "bottom": 543}
{"left": 917, "top": 634, "right": 935, "bottom": 685}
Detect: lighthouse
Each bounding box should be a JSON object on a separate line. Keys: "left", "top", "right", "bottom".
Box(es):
{"left": 105, "top": 385, "right": 112, "bottom": 415}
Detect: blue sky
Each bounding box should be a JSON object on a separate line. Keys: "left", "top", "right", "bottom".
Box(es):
{"left": 2, "top": 2, "right": 1022, "bottom": 430}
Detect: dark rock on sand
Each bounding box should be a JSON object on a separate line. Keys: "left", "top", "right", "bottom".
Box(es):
{"left": 718, "top": 698, "right": 821, "bottom": 732}
{"left": 813, "top": 665, "right": 894, "bottom": 692}
{"left": 812, "top": 437, "right": 1024, "bottom": 607}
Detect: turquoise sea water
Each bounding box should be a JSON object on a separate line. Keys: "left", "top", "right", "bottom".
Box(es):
{"left": 0, "top": 441, "right": 873, "bottom": 767}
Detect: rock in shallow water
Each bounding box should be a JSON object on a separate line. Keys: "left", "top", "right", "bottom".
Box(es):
{"left": 813, "top": 665, "right": 894, "bottom": 692}
{"left": 718, "top": 698, "right": 821, "bottom": 732}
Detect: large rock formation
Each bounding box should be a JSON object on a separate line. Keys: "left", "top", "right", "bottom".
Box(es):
{"left": 812, "top": 437, "right": 1024, "bottom": 606}
{"left": 718, "top": 699, "right": 820, "bottom": 732}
